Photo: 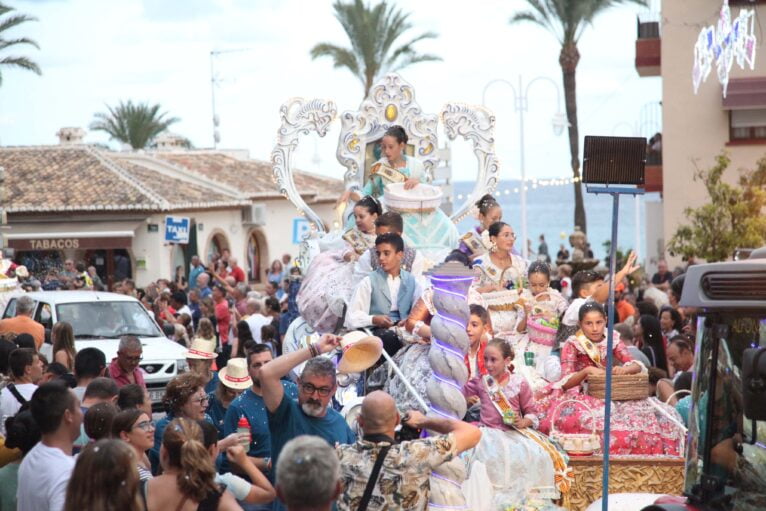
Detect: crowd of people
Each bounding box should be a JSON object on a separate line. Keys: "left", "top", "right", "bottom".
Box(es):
{"left": 0, "top": 125, "right": 700, "bottom": 510}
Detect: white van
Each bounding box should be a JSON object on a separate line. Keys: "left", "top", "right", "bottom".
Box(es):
{"left": 2, "top": 291, "right": 189, "bottom": 406}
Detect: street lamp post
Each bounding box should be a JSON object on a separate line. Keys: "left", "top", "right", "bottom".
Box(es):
{"left": 482, "top": 77, "right": 566, "bottom": 260}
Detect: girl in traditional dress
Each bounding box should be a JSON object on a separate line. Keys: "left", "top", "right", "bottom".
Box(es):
{"left": 513, "top": 262, "right": 566, "bottom": 389}
{"left": 473, "top": 222, "right": 529, "bottom": 344}
{"left": 336, "top": 125, "right": 458, "bottom": 255}
{"left": 459, "top": 194, "right": 502, "bottom": 259}
{"left": 463, "top": 339, "right": 568, "bottom": 508}
{"left": 297, "top": 196, "right": 381, "bottom": 333}
{"left": 537, "top": 302, "right": 685, "bottom": 456}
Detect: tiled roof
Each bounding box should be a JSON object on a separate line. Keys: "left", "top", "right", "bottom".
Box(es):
{"left": 155, "top": 152, "right": 343, "bottom": 201}
{"left": 0, "top": 146, "right": 247, "bottom": 213}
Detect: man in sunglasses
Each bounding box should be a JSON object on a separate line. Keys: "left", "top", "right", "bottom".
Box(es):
{"left": 260, "top": 333, "right": 355, "bottom": 511}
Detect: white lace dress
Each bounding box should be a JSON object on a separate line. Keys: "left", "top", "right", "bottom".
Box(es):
{"left": 473, "top": 255, "right": 529, "bottom": 344}
{"left": 297, "top": 230, "right": 376, "bottom": 333}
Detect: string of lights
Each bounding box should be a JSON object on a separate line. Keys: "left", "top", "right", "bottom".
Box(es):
{"left": 455, "top": 176, "right": 582, "bottom": 201}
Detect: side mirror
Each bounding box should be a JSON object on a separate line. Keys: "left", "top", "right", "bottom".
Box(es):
{"left": 742, "top": 347, "right": 766, "bottom": 421}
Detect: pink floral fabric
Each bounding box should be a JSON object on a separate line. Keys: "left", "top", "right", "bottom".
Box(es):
{"left": 536, "top": 335, "right": 684, "bottom": 456}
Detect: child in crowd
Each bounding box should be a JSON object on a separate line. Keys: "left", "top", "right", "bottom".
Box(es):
{"left": 557, "top": 264, "right": 573, "bottom": 300}
{"left": 260, "top": 324, "right": 278, "bottom": 357}
{"left": 515, "top": 262, "right": 567, "bottom": 387}
{"left": 345, "top": 233, "right": 420, "bottom": 359}
{"left": 462, "top": 339, "right": 564, "bottom": 508}
{"left": 463, "top": 339, "right": 539, "bottom": 430}
{"left": 556, "top": 251, "right": 640, "bottom": 347}
{"left": 459, "top": 194, "right": 503, "bottom": 259}
{"left": 465, "top": 304, "right": 492, "bottom": 380}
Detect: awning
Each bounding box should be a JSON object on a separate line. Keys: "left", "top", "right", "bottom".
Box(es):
{"left": 722, "top": 77, "right": 766, "bottom": 110}
{"left": 5, "top": 221, "right": 140, "bottom": 251}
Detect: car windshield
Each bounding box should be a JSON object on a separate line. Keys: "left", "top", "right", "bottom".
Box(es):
{"left": 56, "top": 301, "right": 162, "bottom": 339}
{"left": 686, "top": 313, "right": 766, "bottom": 509}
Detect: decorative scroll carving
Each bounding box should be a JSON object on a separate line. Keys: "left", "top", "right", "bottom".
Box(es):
{"left": 271, "top": 97, "right": 337, "bottom": 232}
{"left": 337, "top": 74, "right": 439, "bottom": 188}
{"left": 440, "top": 103, "right": 500, "bottom": 223}
{"left": 568, "top": 456, "right": 685, "bottom": 511}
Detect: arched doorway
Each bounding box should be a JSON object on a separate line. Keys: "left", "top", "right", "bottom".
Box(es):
{"left": 246, "top": 229, "right": 266, "bottom": 283}
{"left": 206, "top": 231, "right": 229, "bottom": 265}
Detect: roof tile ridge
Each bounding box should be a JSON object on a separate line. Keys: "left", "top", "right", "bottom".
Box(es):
{"left": 116, "top": 153, "right": 246, "bottom": 199}
{"left": 84, "top": 146, "right": 169, "bottom": 209}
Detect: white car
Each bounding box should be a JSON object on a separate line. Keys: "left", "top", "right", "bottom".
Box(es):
{"left": 2, "top": 291, "right": 188, "bottom": 406}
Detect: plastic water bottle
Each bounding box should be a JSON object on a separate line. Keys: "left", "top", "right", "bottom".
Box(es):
{"left": 237, "top": 416, "right": 251, "bottom": 449}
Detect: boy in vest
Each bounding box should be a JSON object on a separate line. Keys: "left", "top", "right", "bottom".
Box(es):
{"left": 352, "top": 212, "right": 426, "bottom": 284}
{"left": 345, "top": 232, "right": 420, "bottom": 358}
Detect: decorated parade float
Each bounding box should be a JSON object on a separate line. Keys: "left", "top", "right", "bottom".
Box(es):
{"left": 270, "top": 73, "right": 690, "bottom": 510}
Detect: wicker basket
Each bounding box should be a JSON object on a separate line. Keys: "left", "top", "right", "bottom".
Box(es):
{"left": 528, "top": 316, "right": 558, "bottom": 347}
{"left": 550, "top": 398, "right": 600, "bottom": 456}
{"left": 587, "top": 372, "right": 648, "bottom": 401}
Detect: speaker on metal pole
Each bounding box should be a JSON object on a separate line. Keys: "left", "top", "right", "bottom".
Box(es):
{"left": 582, "top": 136, "right": 647, "bottom": 186}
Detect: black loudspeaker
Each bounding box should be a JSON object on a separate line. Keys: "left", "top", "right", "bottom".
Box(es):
{"left": 582, "top": 136, "right": 647, "bottom": 186}
{"left": 743, "top": 347, "right": 766, "bottom": 421}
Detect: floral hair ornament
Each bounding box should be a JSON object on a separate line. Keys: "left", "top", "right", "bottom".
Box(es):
{"left": 481, "top": 230, "right": 496, "bottom": 253}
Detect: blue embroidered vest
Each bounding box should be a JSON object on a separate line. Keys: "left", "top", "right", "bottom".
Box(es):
{"left": 368, "top": 268, "right": 416, "bottom": 319}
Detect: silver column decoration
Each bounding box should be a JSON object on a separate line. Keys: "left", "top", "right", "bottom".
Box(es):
{"left": 426, "top": 261, "right": 474, "bottom": 510}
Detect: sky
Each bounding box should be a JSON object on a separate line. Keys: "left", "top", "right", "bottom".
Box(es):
{"left": 2, "top": 0, "right": 662, "bottom": 184}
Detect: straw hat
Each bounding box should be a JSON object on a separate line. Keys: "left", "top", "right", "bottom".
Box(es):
{"left": 218, "top": 358, "right": 252, "bottom": 390}
{"left": 185, "top": 337, "right": 218, "bottom": 360}
{"left": 337, "top": 331, "right": 383, "bottom": 374}
{"left": 14, "top": 266, "right": 28, "bottom": 279}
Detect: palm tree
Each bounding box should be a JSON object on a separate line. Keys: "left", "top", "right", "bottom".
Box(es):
{"left": 511, "top": 0, "right": 646, "bottom": 234}
{"left": 90, "top": 101, "right": 179, "bottom": 150}
{"left": 0, "top": 3, "right": 42, "bottom": 85}
{"left": 310, "top": 0, "right": 441, "bottom": 98}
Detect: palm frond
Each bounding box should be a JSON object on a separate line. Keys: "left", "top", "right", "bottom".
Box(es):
{"left": 0, "top": 37, "right": 40, "bottom": 51}
{"left": 310, "top": 42, "right": 361, "bottom": 77}
{"left": 90, "top": 100, "right": 180, "bottom": 149}
{"left": 0, "top": 13, "right": 37, "bottom": 34}
{"left": 383, "top": 31, "right": 440, "bottom": 68}
{"left": 0, "top": 56, "right": 40, "bottom": 74}
{"left": 389, "top": 53, "right": 441, "bottom": 72}
{"left": 0, "top": 4, "right": 41, "bottom": 86}
{"left": 312, "top": 0, "right": 441, "bottom": 98}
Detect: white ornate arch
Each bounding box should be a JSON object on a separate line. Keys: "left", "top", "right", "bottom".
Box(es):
{"left": 440, "top": 102, "right": 500, "bottom": 222}
{"left": 270, "top": 74, "right": 500, "bottom": 237}
{"left": 337, "top": 73, "right": 439, "bottom": 188}
{"left": 271, "top": 97, "right": 338, "bottom": 231}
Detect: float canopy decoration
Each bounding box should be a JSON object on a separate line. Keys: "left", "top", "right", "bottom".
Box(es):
{"left": 692, "top": 0, "right": 757, "bottom": 98}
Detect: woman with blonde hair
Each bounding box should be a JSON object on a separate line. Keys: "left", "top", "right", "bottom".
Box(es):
{"left": 144, "top": 418, "right": 241, "bottom": 511}
{"left": 64, "top": 439, "right": 143, "bottom": 511}
{"left": 52, "top": 321, "right": 76, "bottom": 372}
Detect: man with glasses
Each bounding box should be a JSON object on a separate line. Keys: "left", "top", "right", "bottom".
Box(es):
{"left": 109, "top": 335, "right": 146, "bottom": 389}
{"left": 260, "top": 333, "right": 355, "bottom": 511}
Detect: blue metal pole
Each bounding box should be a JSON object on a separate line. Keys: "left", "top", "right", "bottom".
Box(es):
{"left": 601, "top": 192, "right": 620, "bottom": 511}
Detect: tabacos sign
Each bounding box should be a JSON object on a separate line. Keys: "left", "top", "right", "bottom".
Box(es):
{"left": 165, "top": 216, "right": 190, "bottom": 244}
{"left": 29, "top": 238, "right": 80, "bottom": 250}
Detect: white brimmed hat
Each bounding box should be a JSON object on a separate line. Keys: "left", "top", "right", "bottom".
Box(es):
{"left": 185, "top": 337, "right": 218, "bottom": 360}
{"left": 337, "top": 331, "right": 383, "bottom": 374}
{"left": 218, "top": 358, "right": 252, "bottom": 390}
